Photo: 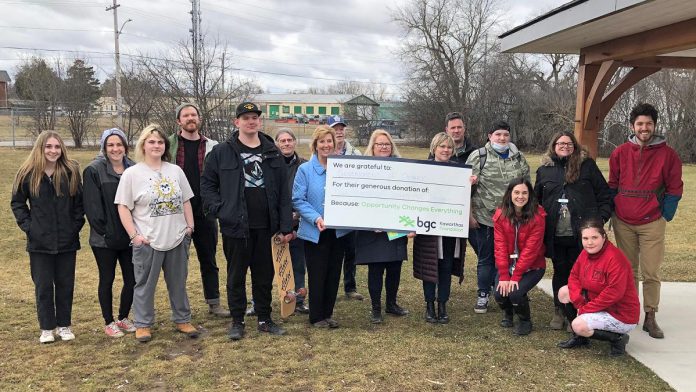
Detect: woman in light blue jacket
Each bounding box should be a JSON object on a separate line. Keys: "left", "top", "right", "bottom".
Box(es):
{"left": 293, "top": 125, "right": 351, "bottom": 328}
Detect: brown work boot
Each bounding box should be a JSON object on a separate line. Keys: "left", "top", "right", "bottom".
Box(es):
{"left": 549, "top": 306, "right": 566, "bottom": 330}
{"left": 209, "top": 303, "right": 231, "bottom": 318}
{"left": 175, "top": 323, "right": 200, "bottom": 338}
{"left": 643, "top": 311, "right": 664, "bottom": 339}
{"left": 135, "top": 327, "right": 151, "bottom": 343}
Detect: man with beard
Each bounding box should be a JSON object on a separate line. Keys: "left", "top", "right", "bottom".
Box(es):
{"left": 609, "top": 103, "right": 683, "bottom": 339}
{"left": 169, "top": 103, "right": 229, "bottom": 317}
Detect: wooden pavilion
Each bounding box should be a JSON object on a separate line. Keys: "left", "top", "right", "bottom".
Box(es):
{"left": 499, "top": 0, "right": 696, "bottom": 156}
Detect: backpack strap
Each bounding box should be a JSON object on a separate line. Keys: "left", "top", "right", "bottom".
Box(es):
{"left": 478, "top": 147, "right": 487, "bottom": 171}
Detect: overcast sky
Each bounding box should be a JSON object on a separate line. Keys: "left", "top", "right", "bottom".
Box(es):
{"left": 0, "top": 0, "right": 567, "bottom": 94}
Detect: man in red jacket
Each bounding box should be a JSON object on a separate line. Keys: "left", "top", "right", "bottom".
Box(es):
{"left": 608, "top": 103, "right": 683, "bottom": 339}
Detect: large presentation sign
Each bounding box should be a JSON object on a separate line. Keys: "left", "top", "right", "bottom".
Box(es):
{"left": 324, "top": 156, "right": 472, "bottom": 238}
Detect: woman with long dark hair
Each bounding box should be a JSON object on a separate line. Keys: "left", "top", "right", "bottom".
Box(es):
{"left": 83, "top": 128, "right": 137, "bottom": 338}
{"left": 558, "top": 217, "right": 639, "bottom": 356}
{"left": 11, "top": 131, "right": 84, "bottom": 343}
{"left": 534, "top": 131, "right": 611, "bottom": 330}
{"left": 493, "top": 177, "right": 546, "bottom": 335}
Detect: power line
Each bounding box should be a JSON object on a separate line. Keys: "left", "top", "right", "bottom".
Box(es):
{"left": 0, "top": 45, "right": 403, "bottom": 86}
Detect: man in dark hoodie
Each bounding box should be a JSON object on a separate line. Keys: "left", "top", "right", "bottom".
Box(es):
{"left": 201, "top": 102, "right": 293, "bottom": 340}
{"left": 609, "top": 103, "right": 683, "bottom": 339}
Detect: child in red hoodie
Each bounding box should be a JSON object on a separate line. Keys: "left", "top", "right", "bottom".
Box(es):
{"left": 558, "top": 217, "right": 640, "bottom": 356}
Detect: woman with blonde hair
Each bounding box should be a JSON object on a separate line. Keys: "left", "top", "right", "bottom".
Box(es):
{"left": 413, "top": 132, "right": 466, "bottom": 323}
{"left": 115, "top": 124, "right": 197, "bottom": 342}
{"left": 11, "top": 131, "right": 84, "bottom": 343}
{"left": 356, "top": 129, "right": 413, "bottom": 323}
{"left": 293, "top": 125, "right": 352, "bottom": 328}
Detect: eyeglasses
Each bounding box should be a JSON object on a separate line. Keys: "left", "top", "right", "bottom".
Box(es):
{"left": 555, "top": 142, "right": 574, "bottom": 147}
{"left": 375, "top": 143, "right": 392, "bottom": 148}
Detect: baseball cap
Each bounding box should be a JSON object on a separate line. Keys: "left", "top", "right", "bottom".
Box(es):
{"left": 327, "top": 115, "right": 347, "bottom": 128}
{"left": 236, "top": 102, "right": 262, "bottom": 118}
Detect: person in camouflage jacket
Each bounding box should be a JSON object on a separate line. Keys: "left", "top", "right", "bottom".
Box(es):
{"left": 465, "top": 120, "right": 530, "bottom": 314}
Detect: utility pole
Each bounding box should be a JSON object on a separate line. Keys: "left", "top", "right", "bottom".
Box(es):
{"left": 106, "top": 0, "right": 124, "bottom": 127}
{"left": 190, "top": 0, "right": 202, "bottom": 97}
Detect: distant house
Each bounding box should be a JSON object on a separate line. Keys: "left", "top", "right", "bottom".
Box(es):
{"left": 0, "top": 70, "right": 10, "bottom": 108}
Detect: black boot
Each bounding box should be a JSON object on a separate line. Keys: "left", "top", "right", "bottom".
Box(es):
{"left": 513, "top": 297, "right": 532, "bottom": 336}
{"left": 591, "top": 330, "right": 629, "bottom": 357}
{"left": 370, "top": 306, "right": 383, "bottom": 324}
{"left": 497, "top": 299, "right": 514, "bottom": 328}
{"left": 385, "top": 302, "right": 409, "bottom": 316}
{"left": 558, "top": 334, "right": 590, "bottom": 349}
{"left": 425, "top": 301, "right": 437, "bottom": 323}
{"left": 437, "top": 301, "right": 449, "bottom": 324}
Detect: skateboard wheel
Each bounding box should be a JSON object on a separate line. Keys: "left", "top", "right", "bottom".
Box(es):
{"left": 284, "top": 293, "right": 296, "bottom": 304}
{"left": 297, "top": 288, "right": 307, "bottom": 297}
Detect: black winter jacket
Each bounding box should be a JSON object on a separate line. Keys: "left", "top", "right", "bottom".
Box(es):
{"left": 11, "top": 171, "right": 85, "bottom": 254}
{"left": 200, "top": 131, "right": 293, "bottom": 238}
{"left": 285, "top": 152, "right": 307, "bottom": 230}
{"left": 83, "top": 156, "right": 135, "bottom": 249}
{"left": 534, "top": 154, "right": 612, "bottom": 258}
{"left": 355, "top": 231, "right": 408, "bottom": 265}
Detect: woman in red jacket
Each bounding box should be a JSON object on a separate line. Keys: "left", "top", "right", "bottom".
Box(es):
{"left": 493, "top": 177, "right": 546, "bottom": 335}
{"left": 558, "top": 217, "right": 639, "bottom": 356}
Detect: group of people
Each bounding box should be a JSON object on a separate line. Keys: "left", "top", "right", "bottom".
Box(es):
{"left": 11, "top": 101, "right": 682, "bottom": 357}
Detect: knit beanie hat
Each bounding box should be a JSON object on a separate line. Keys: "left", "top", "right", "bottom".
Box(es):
{"left": 100, "top": 128, "right": 129, "bottom": 155}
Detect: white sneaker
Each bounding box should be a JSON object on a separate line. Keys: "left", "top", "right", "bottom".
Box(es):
{"left": 57, "top": 326, "right": 75, "bottom": 341}
{"left": 116, "top": 318, "right": 136, "bottom": 333}
{"left": 39, "top": 330, "right": 55, "bottom": 344}
{"left": 105, "top": 322, "right": 125, "bottom": 338}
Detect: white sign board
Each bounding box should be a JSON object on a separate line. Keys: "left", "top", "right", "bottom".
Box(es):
{"left": 324, "top": 156, "right": 472, "bottom": 238}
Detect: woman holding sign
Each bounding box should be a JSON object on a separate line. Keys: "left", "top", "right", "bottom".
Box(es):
{"left": 413, "top": 133, "right": 466, "bottom": 324}
{"left": 293, "top": 126, "right": 352, "bottom": 328}
{"left": 355, "top": 129, "right": 414, "bottom": 324}
{"left": 492, "top": 177, "right": 546, "bottom": 336}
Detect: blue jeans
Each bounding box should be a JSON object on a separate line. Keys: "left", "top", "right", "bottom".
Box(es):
{"left": 468, "top": 224, "right": 496, "bottom": 295}
{"left": 289, "top": 237, "right": 306, "bottom": 303}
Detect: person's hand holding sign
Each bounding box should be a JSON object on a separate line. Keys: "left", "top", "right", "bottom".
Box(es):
{"left": 315, "top": 217, "right": 326, "bottom": 232}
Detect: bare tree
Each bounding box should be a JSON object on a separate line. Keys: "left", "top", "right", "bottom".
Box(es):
{"left": 117, "top": 65, "right": 163, "bottom": 143}
{"left": 139, "top": 35, "right": 260, "bottom": 141}
{"left": 393, "top": 0, "right": 500, "bottom": 143}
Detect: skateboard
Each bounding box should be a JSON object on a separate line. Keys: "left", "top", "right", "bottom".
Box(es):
{"left": 271, "top": 234, "right": 307, "bottom": 319}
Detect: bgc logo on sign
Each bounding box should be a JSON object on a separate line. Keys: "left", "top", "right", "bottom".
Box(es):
{"left": 399, "top": 215, "right": 437, "bottom": 232}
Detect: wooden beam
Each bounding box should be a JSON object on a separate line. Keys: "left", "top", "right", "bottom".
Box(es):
{"left": 623, "top": 56, "right": 696, "bottom": 69}
{"left": 600, "top": 67, "right": 660, "bottom": 122}
{"left": 584, "top": 60, "right": 620, "bottom": 131}
{"left": 574, "top": 57, "right": 601, "bottom": 158}
{"left": 582, "top": 17, "right": 696, "bottom": 64}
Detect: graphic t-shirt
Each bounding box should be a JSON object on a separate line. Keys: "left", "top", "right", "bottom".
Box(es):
{"left": 237, "top": 140, "right": 269, "bottom": 229}
{"left": 114, "top": 162, "right": 194, "bottom": 251}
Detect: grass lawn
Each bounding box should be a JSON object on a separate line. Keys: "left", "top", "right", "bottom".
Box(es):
{"left": 1, "top": 143, "right": 687, "bottom": 391}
